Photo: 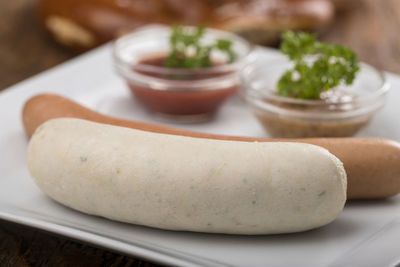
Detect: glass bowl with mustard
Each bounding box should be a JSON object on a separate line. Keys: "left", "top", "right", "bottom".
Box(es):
{"left": 241, "top": 31, "right": 390, "bottom": 138}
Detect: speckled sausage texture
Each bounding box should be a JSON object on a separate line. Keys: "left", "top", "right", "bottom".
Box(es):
{"left": 27, "top": 118, "right": 347, "bottom": 235}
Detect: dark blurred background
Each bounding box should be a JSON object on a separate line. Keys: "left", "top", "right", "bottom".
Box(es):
{"left": 1, "top": 0, "right": 400, "bottom": 90}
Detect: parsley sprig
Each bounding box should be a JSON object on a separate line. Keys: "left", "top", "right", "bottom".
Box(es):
{"left": 277, "top": 31, "right": 360, "bottom": 99}
{"left": 164, "top": 25, "right": 236, "bottom": 69}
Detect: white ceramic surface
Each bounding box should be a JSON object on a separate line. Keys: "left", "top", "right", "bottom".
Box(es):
{"left": 1, "top": 45, "right": 400, "bottom": 267}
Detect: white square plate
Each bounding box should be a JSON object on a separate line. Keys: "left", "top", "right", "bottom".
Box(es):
{"left": 1, "top": 45, "right": 400, "bottom": 267}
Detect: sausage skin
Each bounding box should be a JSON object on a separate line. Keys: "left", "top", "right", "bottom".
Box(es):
{"left": 22, "top": 93, "right": 400, "bottom": 199}
{"left": 28, "top": 118, "right": 347, "bottom": 234}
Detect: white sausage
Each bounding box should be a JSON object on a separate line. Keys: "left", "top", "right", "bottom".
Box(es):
{"left": 27, "top": 118, "right": 347, "bottom": 235}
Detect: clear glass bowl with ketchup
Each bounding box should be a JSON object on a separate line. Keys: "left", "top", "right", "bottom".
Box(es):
{"left": 113, "top": 25, "right": 252, "bottom": 122}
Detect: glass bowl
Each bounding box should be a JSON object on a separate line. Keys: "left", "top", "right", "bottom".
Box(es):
{"left": 240, "top": 56, "right": 390, "bottom": 138}
{"left": 113, "top": 25, "right": 252, "bottom": 122}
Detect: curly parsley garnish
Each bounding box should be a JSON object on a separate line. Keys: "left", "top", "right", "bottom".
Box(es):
{"left": 277, "top": 31, "right": 360, "bottom": 99}
{"left": 164, "top": 25, "right": 236, "bottom": 69}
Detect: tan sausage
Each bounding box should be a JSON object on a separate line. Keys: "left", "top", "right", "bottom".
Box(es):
{"left": 22, "top": 93, "right": 400, "bottom": 199}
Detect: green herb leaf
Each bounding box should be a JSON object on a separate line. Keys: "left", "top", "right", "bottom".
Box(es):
{"left": 165, "top": 25, "right": 237, "bottom": 69}
{"left": 277, "top": 31, "right": 360, "bottom": 99}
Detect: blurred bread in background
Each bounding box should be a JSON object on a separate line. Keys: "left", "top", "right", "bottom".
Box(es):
{"left": 330, "top": 0, "right": 364, "bottom": 12}
{"left": 38, "top": 0, "right": 337, "bottom": 51}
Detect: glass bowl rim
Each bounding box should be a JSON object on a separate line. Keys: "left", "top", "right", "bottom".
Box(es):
{"left": 240, "top": 57, "right": 390, "bottom": 107}
{"left": 113, "top": 24, "right": 254, "bottom": 77}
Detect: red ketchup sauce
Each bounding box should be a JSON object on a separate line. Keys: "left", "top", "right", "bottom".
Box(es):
{"left": 127, "top": 55, "right": 238, "bottom": 117}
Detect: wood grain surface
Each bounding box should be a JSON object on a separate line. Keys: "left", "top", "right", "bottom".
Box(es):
{"left": 0, "top": 0, "right": 75, "bottom": 91}
{"left": 0, "top": 220, "right": 161, "bottom": 267}
{"left": 1, "top": 0, "right": 400, "bottom": 266}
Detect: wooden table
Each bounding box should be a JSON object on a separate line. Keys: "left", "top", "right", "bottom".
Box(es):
{"left": 1, "top": 0, "right": 399, "bottom": 266}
